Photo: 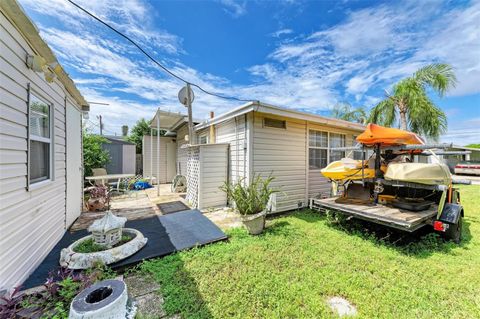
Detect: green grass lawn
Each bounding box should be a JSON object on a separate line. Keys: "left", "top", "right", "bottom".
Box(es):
{"left": 139, "top": 185, "right": 480, "bottom": 318}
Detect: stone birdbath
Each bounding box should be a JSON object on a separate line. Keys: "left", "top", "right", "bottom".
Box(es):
{"left": 60, "top": 211, "right": 148, "bottom": 269}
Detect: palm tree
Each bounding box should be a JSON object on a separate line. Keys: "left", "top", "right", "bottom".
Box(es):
{"left": 369, "top": 63, "right": 456, "bottom": 140}
{"left": 331, "top": 103, "right": 367, "bottom": 124}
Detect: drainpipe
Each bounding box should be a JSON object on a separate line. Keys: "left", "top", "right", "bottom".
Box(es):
{"left": 209, "top": 111, "right": 215, "bottom": 144}
{"left": 157, "top": 108, "right": 160, "bottom": 196}
{"left": 150, "top": 120, "right": 153, "bottom": 185}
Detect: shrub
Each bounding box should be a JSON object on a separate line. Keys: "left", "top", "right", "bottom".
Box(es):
{"left": 220, "top": 175, "right": 278, "bottom": 215}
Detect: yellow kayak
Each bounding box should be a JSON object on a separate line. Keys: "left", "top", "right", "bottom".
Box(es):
{"left": 321, "top": 160, "right": 375, "bottom": 180}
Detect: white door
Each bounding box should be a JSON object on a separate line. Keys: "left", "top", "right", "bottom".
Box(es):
{"left": 166, "top": 143, "right": 177, "bottom": 182}
{"left": 66, "top": 103, "right": 82, "bottom": 228}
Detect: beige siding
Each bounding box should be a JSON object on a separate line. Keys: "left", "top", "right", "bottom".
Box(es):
{"left": 142, "top": 136, "right": 176, "bottom": 183}
{"left": 198, "top": 144, "right": 228, "bottom": 208}
{"left": 176, "top": 124, "right": 188, "bottom": 175}
{"left": 0, "top": 11, "right": 81, "bottom": 290}
{"left": 252, "top": 113, "right": 307, "bottom": 212}
{"left": 215, "top": 115, "right": 247, "bottom": 183}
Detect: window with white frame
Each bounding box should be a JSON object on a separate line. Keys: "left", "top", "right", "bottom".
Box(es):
{"left": 29, "top": 94, "right": 52, "bottom": 184}
{"left": 198, "top": 134, "right": 208, "bottom": 144}
{"left": 309, "top": 130, "right": 328, "bottom": 169}
{"left": 329, "top": 133, "right": 346, "bottom": 162}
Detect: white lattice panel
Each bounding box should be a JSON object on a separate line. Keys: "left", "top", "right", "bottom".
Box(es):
{"left": 186, "top": 146, "right": 200, "bottom": 208}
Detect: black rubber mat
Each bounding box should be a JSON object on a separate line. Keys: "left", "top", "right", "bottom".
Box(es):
{"left": 22, "top": 210, "right": 227, "bottom": 289}
{"left": 157, "top": 201, "right": 190, "bottom": 214}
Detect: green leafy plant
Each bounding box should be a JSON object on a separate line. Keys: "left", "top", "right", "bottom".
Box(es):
{"left": 220, "top": 175, "right": 278, "bottom": 215}
{"left": 369, "top": 63, "right": 456, "bottom": 140}
{"left": 126, "top": 118, "right": 164, "bottom": 154}
{"left": 83, "top": 130, "right": 111, "bottom": 177}
{"left": 73, "top": 234, "right": 133, "bottom": 253}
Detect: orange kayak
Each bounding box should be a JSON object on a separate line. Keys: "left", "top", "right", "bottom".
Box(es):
{"left": 356, "top": 124, "right": 424, "bottom": 146}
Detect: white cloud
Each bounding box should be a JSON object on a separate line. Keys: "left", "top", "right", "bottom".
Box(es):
{"left": 219, "top": 0, "right": 247, "bottom": 17}
{"left": 18, "top": 0, "right": 480, "bottom": 137}
{"left": 270, "top": 28, "right": 294, "bottom": 38}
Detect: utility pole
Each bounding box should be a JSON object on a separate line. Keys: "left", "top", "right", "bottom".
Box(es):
{"left": 97, "top": 115, "right": 103, "bottom": 135}
{"left": 186, "top": 83, "right": 195, "bottom": 143}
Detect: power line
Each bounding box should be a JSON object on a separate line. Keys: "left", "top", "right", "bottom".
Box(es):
{"left": 66, "top": 0, "right": 254, "bottom": 103}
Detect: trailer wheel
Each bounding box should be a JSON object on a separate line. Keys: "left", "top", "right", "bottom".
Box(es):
{"left": 444, "top": 216, "right": 463, "bottom": 244}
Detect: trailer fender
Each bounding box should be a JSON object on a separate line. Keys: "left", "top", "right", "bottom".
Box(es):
{"left": 438, "top": 203, "right": 463, "bottom": 224}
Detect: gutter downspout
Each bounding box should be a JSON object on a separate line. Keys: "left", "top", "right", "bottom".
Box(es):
{"left": 157, "top": 108, "right": 160, "bottom": 196}
{"left": 150, "top": 120, "right": 153, "bottom": 185}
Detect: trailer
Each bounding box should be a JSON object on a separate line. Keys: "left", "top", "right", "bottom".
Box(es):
{"left": 312, "top": 124, "right": 467, "bottom": 243}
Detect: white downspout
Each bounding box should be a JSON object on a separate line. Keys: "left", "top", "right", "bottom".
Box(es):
{"left": 157, "top": 108, "right": 160, "bottom": 197}
{"left": 150, "top": 117, "right": 153, "bottom": 185}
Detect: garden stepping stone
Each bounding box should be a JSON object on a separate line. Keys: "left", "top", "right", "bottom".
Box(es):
{"left": 327, "top": 296, "right": 357, "bottom": 317}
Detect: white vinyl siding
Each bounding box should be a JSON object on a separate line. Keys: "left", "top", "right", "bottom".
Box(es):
{"left": 176, "top": 124, "right": 188, "bottom": 175}
{"left": 0, "top": 11, "right": 82, "bottom": 291}
{"left": 198, "top": 144, "right": 228, "bottom": 208}
{"left": 142, "top": 136, "right": 176, "bottom": 184}
{"left": 253, "top": 113, "right": 307, "bottom": 212}
{"left": 214, "top": 115, "right": 247, "bottom": 184}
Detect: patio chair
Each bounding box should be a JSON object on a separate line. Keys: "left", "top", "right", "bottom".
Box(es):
{"left": 91, "top": 168, "right": 117, "bottom": 188}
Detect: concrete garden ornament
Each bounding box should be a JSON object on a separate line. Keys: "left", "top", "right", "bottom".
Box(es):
{"left": 69, "top": 279, "right": 137, "bottom": 319}
{"left": 59, "top": 212, "right": 148, "bottom": 269}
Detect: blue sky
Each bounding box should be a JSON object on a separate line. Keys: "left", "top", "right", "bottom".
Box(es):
{"left": 19, "top": 0, "right": 480, "bottom": 144}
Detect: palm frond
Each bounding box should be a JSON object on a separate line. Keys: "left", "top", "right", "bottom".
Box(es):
{"left": 414, "top": 63, "right": 457, "bottom": 97}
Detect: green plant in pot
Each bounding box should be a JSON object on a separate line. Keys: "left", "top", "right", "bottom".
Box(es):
{"left": 221, "top": 175, "right": 278, "bottom": 235}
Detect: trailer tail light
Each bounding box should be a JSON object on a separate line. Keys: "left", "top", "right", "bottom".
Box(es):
{"left": 433, "top": 221, "right": 448, "bottom": 232}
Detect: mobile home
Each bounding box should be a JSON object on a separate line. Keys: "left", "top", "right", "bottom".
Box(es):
{"left": 0, "top": 0, "right": 88, "bottom": 292}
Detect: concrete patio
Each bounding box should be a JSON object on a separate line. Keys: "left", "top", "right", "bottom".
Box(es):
{"left": 71, "top": 184, "right": 242, "bottom": 232}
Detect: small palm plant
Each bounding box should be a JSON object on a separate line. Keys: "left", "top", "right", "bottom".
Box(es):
{"left": 221, "top": 175, "right": 278, "bottom": 234}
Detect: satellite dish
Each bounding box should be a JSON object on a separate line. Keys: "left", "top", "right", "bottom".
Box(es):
{"left": 178, "top": 86, "right": 194, "bottom": 106}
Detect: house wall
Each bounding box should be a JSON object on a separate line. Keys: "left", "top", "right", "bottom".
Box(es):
{"left": 198, "top": 144, "right": 229, "bottom": 208}
{"left": 176, "top": 124, "right": 188, "bottom": 175}
{"left": 142, "top": 135, "right": 176, "bottom": 183}
{"left": 252, "top": 112, "right": 307, "bottom": 212}
{"left": 0, "top": 11, "right": 81, "bottom": 291}
{"left": 214, "top": 115, "right": 248, "bottom": 184}
{"left": 122, "top": 144, "right": 136, "bottom": 174}
{"left": 251, "top": 112, "right": 362, "bottom": 212}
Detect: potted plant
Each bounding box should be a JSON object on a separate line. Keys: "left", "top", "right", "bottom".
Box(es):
{"left": 221, "top": 175, "right": 278, "bottom": 235}
{"left": 87, "top": 186, "right": 109, "bottom": 211}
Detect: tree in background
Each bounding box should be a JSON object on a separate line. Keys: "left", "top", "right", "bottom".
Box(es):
{"left": 331, "top": 103, "right": 367, "bottom": 124}
{"left": 369, "top": 63, "right": 456, "bottom": 140}
{"left": 83, "top": 130, "right": 110, "bottom": 177}
{"left": 465, "top": 144, "right": 480, "bottom": 149}
{"left": 127, "top": 118, "right": 164, "bottom": 154}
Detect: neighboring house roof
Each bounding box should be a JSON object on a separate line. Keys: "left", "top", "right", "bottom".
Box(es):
{"left": 194, "top": 101, "right": 365, "bottom": 132}
{"left": 103, "top": 135, "right": 135, "bottom": 145}
{"left": 150, "top": 109, "right": 200, "bottom": 131}
{"left": 0, "top": 0, "right": 88, "bottom": 108}
{"left": 450, "top": 145, "right": 480, "bottom": 152}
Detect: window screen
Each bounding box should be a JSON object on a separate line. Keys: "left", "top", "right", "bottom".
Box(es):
{"left": 29, "top": 94, "right": 51, "bottom": 184}
{"left": 329, "top": 133, "right": 346, "bottom": 162}
{"left": 309, "top": 130, "right": 328, "bottom": 169}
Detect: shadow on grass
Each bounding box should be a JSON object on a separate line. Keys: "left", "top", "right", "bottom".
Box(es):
{"left": 293, "top": 210, "right": 472, "bottom": 258}
{"left": 138, "top": 252, "right": 214, "bottom": 319}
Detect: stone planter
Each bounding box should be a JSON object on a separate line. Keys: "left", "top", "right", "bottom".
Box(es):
{"left": 69, "top": 279, "right": 136, "bottom": 319}
{"left": 241, "top": 211, "right": 266, "bottom": 235}
{"left": 87, "top": 197, "right": 106, "bottom": 211}
{"left": 60, "top": 229, "right": 147, "bottom": 269}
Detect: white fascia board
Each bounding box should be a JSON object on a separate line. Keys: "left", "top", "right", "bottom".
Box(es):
{"left": 194, "top": 101, "right": 365, "bottom": 132}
